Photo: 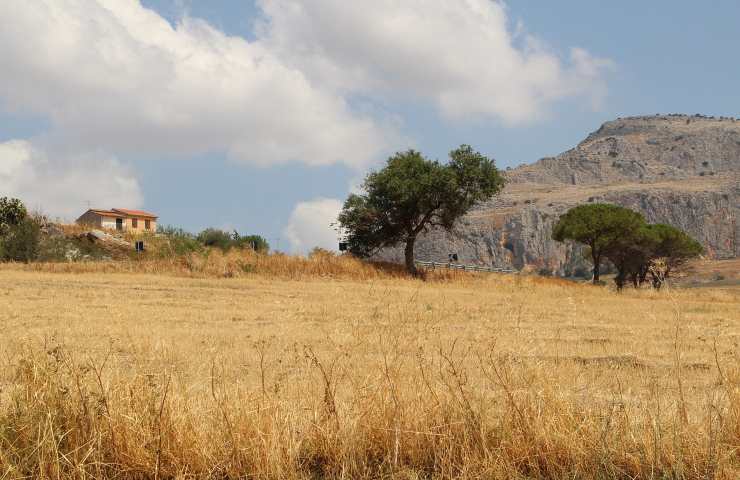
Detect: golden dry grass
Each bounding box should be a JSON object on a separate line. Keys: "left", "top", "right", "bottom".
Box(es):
{"left": 0, "top": 260, "right": 738, "bottom": 479}
{"left": 2, "top": 248, "right": 425, "bottom": 281}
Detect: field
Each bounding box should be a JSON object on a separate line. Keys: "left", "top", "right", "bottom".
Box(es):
{"left": 1, "top": 260, "right": 739, "bottom": 479}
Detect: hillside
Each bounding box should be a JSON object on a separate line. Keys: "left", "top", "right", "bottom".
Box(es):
{"left": 380, "top": 115, "right": 740, "bottom": 276}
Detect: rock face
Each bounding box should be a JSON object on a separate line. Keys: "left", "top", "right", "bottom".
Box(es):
{"left": 377, "top": 115, "right": 740, "bottom": 276}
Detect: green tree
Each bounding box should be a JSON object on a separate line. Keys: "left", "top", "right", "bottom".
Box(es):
{"left": 197, "top": 228, "right": 234, "bottom": 250}
{"left": 234, "top": 232, "right": 270, "bottom": 253}
{"left": 644, "top": 223, "right": 703, "bottom": 288}
{"left": 338, "top": 145, "right": 505, "bottom": 275}
{"left": 552, "top": 203, "right": 645, "bottom": 284}
{"left": 1, "top": 217, "right": 41, "bottom": 263}
{"left": 0, "top": 197, "right": 27, "bottom": 235}
{"left": 604, "top": 223, "right": 703, "bottom": 290}
{"left": 194, "top": 228, "right": 270, "bottom": 253}
{"left": 602, "top": 225, "right": 657, "bottom": 290}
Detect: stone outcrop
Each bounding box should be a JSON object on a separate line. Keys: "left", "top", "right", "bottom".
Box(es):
{"left": 377, "top": 115, "right": 740, "bottom": 276}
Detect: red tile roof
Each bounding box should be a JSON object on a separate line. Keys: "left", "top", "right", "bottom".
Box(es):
{"left": 89, "top": 209, "right": 125, "bottom": 217}
{"left": 111, "top": 208, "right": 158, "bottom": 218}
{"left": 84, "top": 208, "right": 158, "bottom": 218}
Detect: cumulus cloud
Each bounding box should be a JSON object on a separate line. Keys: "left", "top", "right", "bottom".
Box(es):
{"left": 0, "top": 0, "right": 613, "bottom": 237}
{"left": 0, "top": 140, "right": 142, "bottom": 220}
{"left": 0, "top": 0, "right": 390, "bottom": 168}
{"left": 258, "top": 0, "right": 614, "bottom": 124}
{"left": 284, "top": 198, "right": 343, "bottom": 253}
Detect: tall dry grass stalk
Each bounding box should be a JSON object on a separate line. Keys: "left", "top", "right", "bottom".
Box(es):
{"left": 0, "top": 248, "right": 473, "bottom": 282}
{"left": 0, "top": 268, "right": 738, "bottom": 479}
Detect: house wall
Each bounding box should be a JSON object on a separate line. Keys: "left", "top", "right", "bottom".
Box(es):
{"left": 101, "top": 216, "right": 119, "bottom": 230}
{"left": 124, "top": 217, "right": 157, "bottom": 233}
{"left": 77, "top": 211, "right": 103, "bottom": 228}
{"left": 76, "top": 211, "right": 157, "bottom": 233}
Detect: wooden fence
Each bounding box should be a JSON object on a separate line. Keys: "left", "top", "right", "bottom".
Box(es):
{"left": 415, "top": 260, "right": 516, "bottom": 274}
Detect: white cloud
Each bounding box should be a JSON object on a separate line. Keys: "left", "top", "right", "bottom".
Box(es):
{"left": 258, "top": 0, "right": 614, "bottom": 124}
{"left": 0, "top": 0, "right": 391, "bottom": 168}
{"left": 284, "top": 198, "right": 343, "bottom": 253}
{"left": 0, "top": 0, "right": 613, "bottom": 237}
{"left": 0, "top": 140, "right": 142, "bottom": 220}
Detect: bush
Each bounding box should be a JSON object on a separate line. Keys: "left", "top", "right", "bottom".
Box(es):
{"left": 235, "top": 234, "right": 269, "bottom": 253}
{"left": 196, "top": 228, "right": 270, "bottom": 253}
{"left": 197, "top": 228, "right": 234, "bottom": 250}
{"left": 1, "top": 218, "right": 41, "bottom": 262}
{"left": 0, "top": 197, "right": 27, "bottom": 235}
{"left": 158, "top": 225, "right": 202, "bottom": 256}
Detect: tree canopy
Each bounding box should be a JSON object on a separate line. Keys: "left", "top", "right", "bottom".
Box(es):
{"left": 0, "top": 197, "right": 40, "bottom": 263}
{"left": 195, "top": 228, "right": 270, "bottom": 252}
{"left": 552, "top": 203, "right": 645, "bottom": 284}
{"left": 338, "top": 145, "right": 505, "bottom": 275}
{"left": 0, "top": 197, "right": 27, "bottom": 235}
{"left": 647, "top": 223, "right": 704, "bottom": 268}
{"left": 553, "top": 204, "right": 703, "bottom": 289}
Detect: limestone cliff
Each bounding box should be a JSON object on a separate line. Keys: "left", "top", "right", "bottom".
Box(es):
{"left": 378, "top": 115, "right": 739, "bottom": 276}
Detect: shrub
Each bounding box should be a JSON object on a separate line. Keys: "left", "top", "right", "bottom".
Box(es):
{"left": 197, "top": 228, "right": 234, "bottom": 250}
{"left": 158, "top": 225, "right": 202, "bottom": 256}
{"left": 195, "top": 228, "right": 270, "bottom": 253}
{"left": 234, "top": 234, "right": 269, "bottom": 253}
{"left": 1, "top": 218, "right": 41, "bottom": 262}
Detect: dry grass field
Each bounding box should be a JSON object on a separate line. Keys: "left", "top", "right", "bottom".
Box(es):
{"left": 0, "top": 257, "right": 738, "bottom": 479}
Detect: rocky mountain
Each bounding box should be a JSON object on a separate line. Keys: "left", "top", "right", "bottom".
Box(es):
{"left": 378, "top": 115, "right": 739, "bottom": 276}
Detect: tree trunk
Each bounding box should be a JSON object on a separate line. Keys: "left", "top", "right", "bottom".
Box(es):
{"left": 592, "top": 252, "right": 601, "bottom": 284}
{"left": 615, "top": 268, "right": 626, "bottom": 291}
{"left": 638, "top": 265, "right": 649, "bottom": 285}
{"left": 650, "top": 271, "right": 663, "bottom": 290}
{"left": 404, "top": 236, "right": 418, "bottom": 276}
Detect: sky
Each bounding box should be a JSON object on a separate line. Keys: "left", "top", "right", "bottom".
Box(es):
{"left": 1, "top": 1, "right": 738, "bottom": 253}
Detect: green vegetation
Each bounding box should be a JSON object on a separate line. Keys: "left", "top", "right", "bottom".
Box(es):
{"left": 338, "top": 145, "right": 505, "bottom": 275}
{"left": 0, "top": 196, "right": 27, "bottom": 235}
{"left": 1, "top": 217, "right": 41, "bottom": 262}
{"left": 647, "top": 223, "right": 704, "bottom": 273}
{"left": 0, "top": 197, "right": 41, "bottom": 262}
{"left": 152, "top": 226, "right": 269, "bottom": 259}
{"left": 194, "top": 228, "right": 269, "bottom": 252}
{"left": 0, "top": 199, "right": 270, "bottom": 264}
{"left": 155, "top": 225, "right": 202, "bottom": 256}
{"left": 552, "top": 203, "right": 644, "bottom": 284}
{"left": 553, "top": 203, "right": 703, "bottom": 289}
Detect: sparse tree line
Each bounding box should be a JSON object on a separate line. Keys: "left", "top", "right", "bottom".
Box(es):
{"left": 4, "top": 151, "right": 702, "bottom": 288}
{"left": 338, "top": 147, "right": 702, "bottom": 288}
{"left": 157, "top": 225, "right": 269, "bottom": 255}
{"left": 0, "top": 196, "right": 269, "bottom": 263}
{"left": 552, "top": 203, "right": 702, "bottom": 289}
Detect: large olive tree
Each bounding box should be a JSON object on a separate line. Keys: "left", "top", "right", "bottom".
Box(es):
{"left": 338, "top": 146, "right": 505, "bottom": 275}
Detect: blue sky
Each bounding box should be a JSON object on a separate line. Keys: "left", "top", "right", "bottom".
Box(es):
{"left": 1, "top": 1, "right": 738, "bottom": 252}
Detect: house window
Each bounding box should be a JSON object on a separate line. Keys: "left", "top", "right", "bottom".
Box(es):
{"left": 116, "top": 218, "right": 123, "bottom": 230}
{"left": 145, "top": 219, "right": 151, "bottom": 230}
{"left": 132, "top": 218, "right": 138, "bottom": 228}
